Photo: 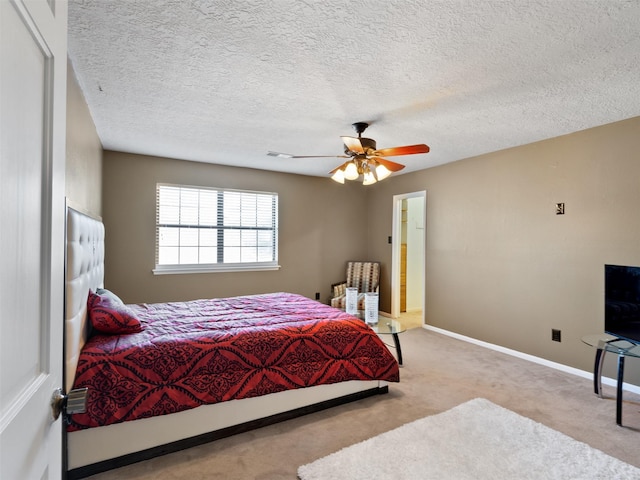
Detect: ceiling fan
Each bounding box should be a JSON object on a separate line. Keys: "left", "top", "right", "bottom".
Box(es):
{"left": 267, "top": 122, "right": 430, "bottom": 185}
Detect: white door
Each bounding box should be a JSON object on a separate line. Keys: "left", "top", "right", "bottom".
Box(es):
{"left": 0, "top": 1, "right": 67, "bottom": 479}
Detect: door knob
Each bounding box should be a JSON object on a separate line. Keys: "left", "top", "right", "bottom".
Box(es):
{"left": 50, "top": 387, "right": 89, "bottom": 421}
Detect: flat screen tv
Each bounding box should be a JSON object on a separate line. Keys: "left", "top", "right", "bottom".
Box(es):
{"left": 605, "top": 264, "right": 640, "bottom": 344}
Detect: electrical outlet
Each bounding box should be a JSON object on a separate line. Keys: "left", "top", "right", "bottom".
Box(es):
{"left": 555, "top": 203, "right": 565, "bottom": 215}
{"left": 552, "top": 329, "right": 562, "bottom": 342}
{"left": 315, "top": 292, "right": 320, "bottom": 300}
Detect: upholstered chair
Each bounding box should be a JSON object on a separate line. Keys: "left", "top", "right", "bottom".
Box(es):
{"left": 330, "top": 261, "right": 380, "bottom": 311}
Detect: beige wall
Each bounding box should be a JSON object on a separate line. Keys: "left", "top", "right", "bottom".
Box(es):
{"left": 367, "top": 116, "right": 640, "bottom": 384}
{"left": 102, "top": 152, "right": 368, "bottom": 304}
{"left": 65, "top": 60, "right": 102, "bottom": 216}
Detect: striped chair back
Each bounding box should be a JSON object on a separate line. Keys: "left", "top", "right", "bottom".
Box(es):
{"left": 347, "top": 261, "right": 380, "bottom": 293}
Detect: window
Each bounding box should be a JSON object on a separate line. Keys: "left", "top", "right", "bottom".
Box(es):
{"left": 154, "top": 184, "right": 279, "bottom": 274}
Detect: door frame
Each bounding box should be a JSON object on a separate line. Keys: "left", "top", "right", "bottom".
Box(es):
{"left": 391, "top": 191, "right": 426, "bottom": 319}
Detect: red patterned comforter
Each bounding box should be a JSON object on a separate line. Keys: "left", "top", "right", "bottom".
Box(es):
{"left": 68, "top": 292, "right": 399, "bottom": 431}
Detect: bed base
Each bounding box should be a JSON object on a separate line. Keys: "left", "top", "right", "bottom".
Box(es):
{"left": 67, "top": 381, "right": 388, "bottom": 479}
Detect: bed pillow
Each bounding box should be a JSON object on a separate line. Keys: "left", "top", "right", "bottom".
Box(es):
{"left": 96, "top": 288, "right": 124, "bottom": 305}
{"left": 87, "top": 291, "right": 143, "bottom": 334}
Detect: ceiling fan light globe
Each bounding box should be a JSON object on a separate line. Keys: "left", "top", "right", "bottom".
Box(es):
{"left": 331, "top": 169, "right": 345, "bottom": 184}
{"left": 375, "top": 164, "right": 392, "bottom": 180}
{"left": 363, "top": 171, "right": 377, "bottom": 185}
{"left": 344, "top": 162, "right": 359, "bottom": 180}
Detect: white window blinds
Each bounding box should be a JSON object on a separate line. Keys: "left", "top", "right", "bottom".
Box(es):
{"left": 154, "top": 184, "right": 279, "bottom": 274}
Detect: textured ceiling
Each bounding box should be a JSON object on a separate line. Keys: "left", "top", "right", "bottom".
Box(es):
{"left": 67, "top": 1, "right": 640, "bottom": 178}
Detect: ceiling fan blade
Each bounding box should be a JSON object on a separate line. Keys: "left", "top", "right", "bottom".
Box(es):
{"left": 373, "top": 144, "right": 430, "bottom": 157}
{"left": 267, "top": 151, "right": 347, "bottom": 159}
{"left": 341, "top": 136, "right": 365, "bottom": 154}
{"left": 371, "top": 156, "right": 405, "bottom": 172}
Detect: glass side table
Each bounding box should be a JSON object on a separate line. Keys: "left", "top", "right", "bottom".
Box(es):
{"left": 354, "top": 312, "right": 406, "bottom": 365}
{"left": 370, "top": 318, "right": 406, "bottom": 366}
{"left": 581, "top": 334, "right": 640, "bottom": 426}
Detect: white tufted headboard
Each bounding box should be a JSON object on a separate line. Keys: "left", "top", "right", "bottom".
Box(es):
{"left": 64, "top": 206, "right": 105, "bottom": 392}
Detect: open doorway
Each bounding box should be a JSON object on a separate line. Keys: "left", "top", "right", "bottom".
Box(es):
{"left": 391, "top": 191, "right": 426, "bottom": 329}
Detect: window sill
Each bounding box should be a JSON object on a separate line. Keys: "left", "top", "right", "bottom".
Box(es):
{"left": 153, "top": 263, "right": 281, "bottom": 275}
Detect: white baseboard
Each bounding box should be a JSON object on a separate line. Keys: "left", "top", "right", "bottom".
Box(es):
{"left": 423, "top": 324, "right": 640, "bottom": 396}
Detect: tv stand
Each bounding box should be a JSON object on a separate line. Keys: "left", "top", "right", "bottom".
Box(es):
{"left": 582, "top": 334, "right": 640, "bottom": 426}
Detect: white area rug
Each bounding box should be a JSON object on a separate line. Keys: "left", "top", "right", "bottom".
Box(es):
{"left": 298, "top": 398, "right": 640, "bottom": 480}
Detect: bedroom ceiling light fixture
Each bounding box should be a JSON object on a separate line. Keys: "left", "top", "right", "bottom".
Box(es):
{"left": 330, "top": 154, "right": 397, "bottom": 185}
{"left": 331, "top": 157, "right": 383, "bottom": 185}
{"left": 330, "top": 122, "right": 429, "bottom": 185}
{"left": 269, "top": 122, "right": 429, "bottom": 186}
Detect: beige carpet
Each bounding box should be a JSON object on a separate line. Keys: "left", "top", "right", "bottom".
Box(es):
{"left": 83, "top": 328, "right": 640, "bottom": 479}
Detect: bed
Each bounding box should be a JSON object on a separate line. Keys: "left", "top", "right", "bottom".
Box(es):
{"left": 64, "top": 206, "right": 399, "bottom": 478}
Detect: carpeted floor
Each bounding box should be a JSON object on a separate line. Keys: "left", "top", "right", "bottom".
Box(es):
{"left": 83, "top": 328, "right": 640, "bottom": 479}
